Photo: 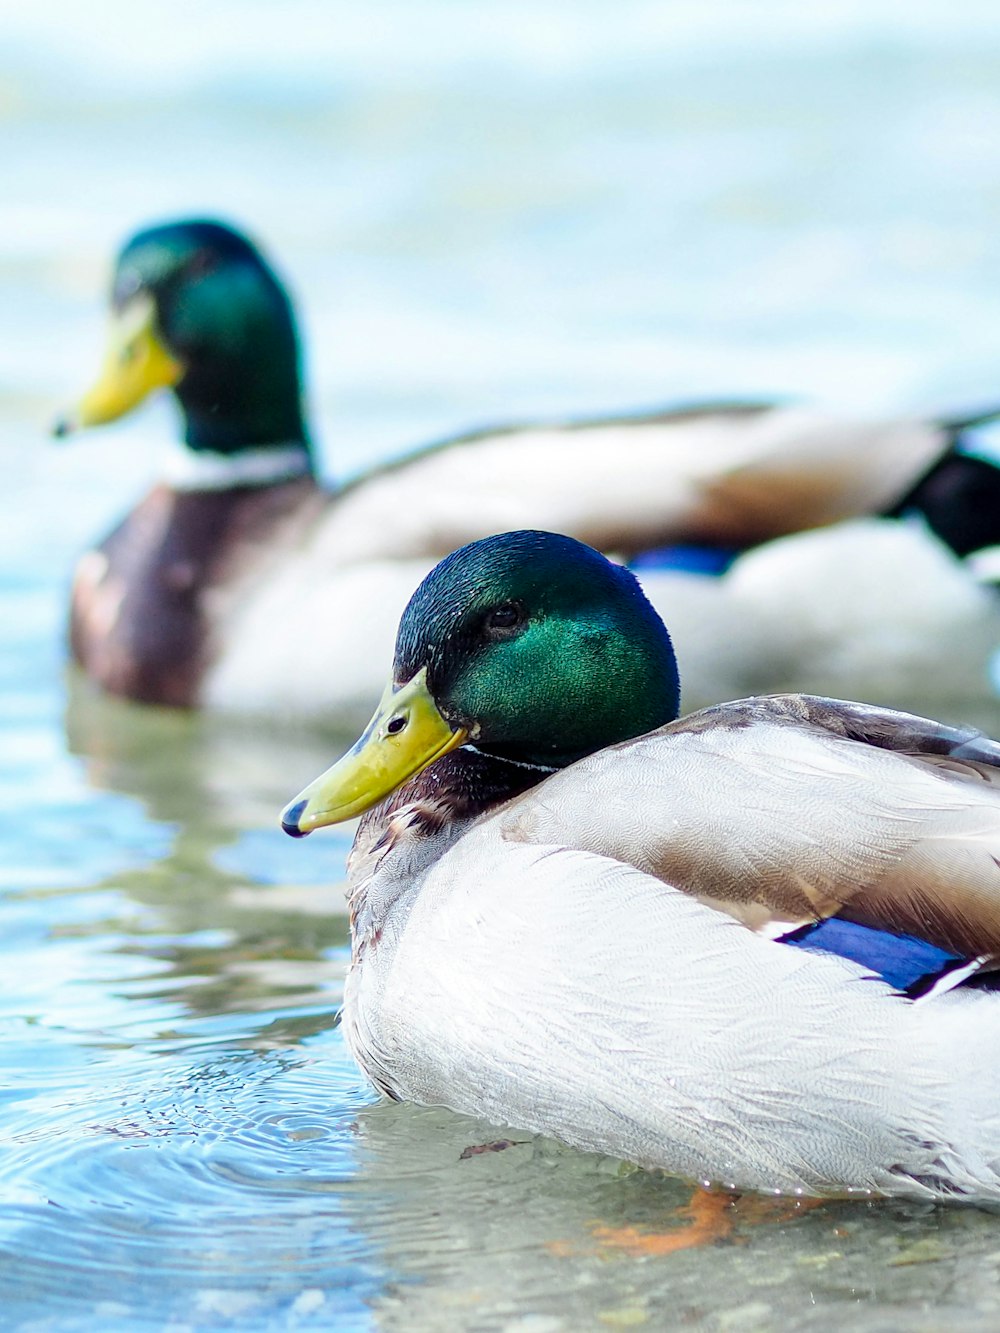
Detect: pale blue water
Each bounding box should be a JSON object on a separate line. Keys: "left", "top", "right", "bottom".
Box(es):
{"left": 4, "top": 3, "right": 1000, "bottom": 1328}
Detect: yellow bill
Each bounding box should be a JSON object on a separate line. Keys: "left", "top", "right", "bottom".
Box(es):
{"left": 281, "top": 669, "right": 468, "bottom": 835}
{"left": 54, "top": 293, "right": 184, "bottom": 435}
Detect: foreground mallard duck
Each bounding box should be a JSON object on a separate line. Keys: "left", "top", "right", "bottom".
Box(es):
{"left": 282, "top": 529, "right": 1000, "bottom": 1202}
{"left": 57, "top": 218, "right": 1000, "bottom": 726}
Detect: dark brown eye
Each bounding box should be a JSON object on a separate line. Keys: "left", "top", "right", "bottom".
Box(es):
{"left": 483, "top": 602, "right": 523, "bottom": 637}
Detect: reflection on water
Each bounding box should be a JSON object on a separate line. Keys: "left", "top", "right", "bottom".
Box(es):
{"left": 61, "top": 678, "right": 353, "bottom": 1021}
{"left": 0, "top": 679, "right": 373, "bottom": 1329}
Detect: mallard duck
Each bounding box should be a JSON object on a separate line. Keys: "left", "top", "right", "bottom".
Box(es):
{"left": 58, "top": 217, "right": 1000, "bottom": 725}
{"left": 281, "top": 529, "right": 1000, "bottom": 1202}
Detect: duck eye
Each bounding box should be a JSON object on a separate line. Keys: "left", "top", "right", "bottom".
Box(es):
{"left": 386, "top": 715, "right": 407, "bottom": 735}
{"left": 483, "top": 602, "right": 523, "bottom": 638}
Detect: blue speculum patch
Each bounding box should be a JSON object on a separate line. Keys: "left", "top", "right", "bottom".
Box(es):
{"left": 781, "top": 917, "right": 970, "bottom": 995}
{"left": 628, "top": 545, "right": 742, "bottom": 577}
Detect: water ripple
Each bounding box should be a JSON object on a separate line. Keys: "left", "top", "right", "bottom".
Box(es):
{"left": 0, "top": 1036, "right": 382, "bottom": 1329}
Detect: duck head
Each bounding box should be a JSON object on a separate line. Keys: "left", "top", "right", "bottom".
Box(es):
{"left": 282, "top": 530, "right": 680, "bottom": 833}
{"left": 55, "top": 218, "right": 311, "bottom": 458}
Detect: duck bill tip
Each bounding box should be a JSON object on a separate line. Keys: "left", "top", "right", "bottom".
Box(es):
{"left": 51, "top": 413, "right": 77, "bottom": 439}
{"left": 280, "top": 798, "right": 311, "bottom": 838}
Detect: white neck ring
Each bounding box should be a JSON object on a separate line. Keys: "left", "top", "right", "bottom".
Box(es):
{"left": 163, "top": 443, "right": 313, "bottom": 492}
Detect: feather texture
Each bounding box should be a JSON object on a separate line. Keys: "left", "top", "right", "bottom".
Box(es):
{"left": 343, "top": 839, "right": 1000, "bottom": 1200}
{"left": 494, "top": 696, "right": 1000, "bottom": 953}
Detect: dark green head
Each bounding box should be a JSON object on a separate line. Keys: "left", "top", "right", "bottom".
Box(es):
{"left": 281, "top": 530, "right": 681, "bottom": 834}
{"left": 395, "top": 530, "right": 680, "bottom": 767}
{"left": 59, "top": 218, "right": 312, "bottom": 458}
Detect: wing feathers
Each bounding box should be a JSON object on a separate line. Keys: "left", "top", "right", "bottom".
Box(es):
{"left": 498, "top": 696, "right": 1000, "bottom": 957}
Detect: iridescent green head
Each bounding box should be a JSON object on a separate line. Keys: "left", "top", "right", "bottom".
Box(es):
{"left": 282, "top": 531, "right": 680, "bottom": 834}
{"left": 56, "top": 218, "right": 312, "bottom": 458}
{"left": 396, "top": 529, "right": 680, "bottom": 764}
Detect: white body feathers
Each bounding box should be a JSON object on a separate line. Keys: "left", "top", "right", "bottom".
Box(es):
{"left": 345, "top": 835, "right": 1000, "bottom": 1201}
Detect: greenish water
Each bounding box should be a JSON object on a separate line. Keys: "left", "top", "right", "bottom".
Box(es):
{"left": 5, "top": 3, "right": 1000, "bottom": 1328}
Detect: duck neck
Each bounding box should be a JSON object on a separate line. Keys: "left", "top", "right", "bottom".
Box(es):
{"left": 360, "top": 745, "right": 549, "bottom": 848}
{"left": 163, "top": 440, "right": 316, "bottom": 492}
{"left": 432, "top": 745, "right": 557, "bottom": 812}
{"left": 174, "top": 363, "right": 315, "bottom": 476}
{"left": 348, "top": 746, "right": 546, "bottom": 962}
{"left": 168, "top": 368, "right": 316, "bottom": 489}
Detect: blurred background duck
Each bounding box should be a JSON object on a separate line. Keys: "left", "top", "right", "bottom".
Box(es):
{"left": 57, "top": 217, "right": 1000, "bottom": 729}
{"left": 282, "top": 530, "right": 1000, "bottom": 1202}
{"left": 639, "top": 518, "right": 1000, "bottom": 723}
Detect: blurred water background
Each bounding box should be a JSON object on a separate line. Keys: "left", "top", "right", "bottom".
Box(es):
{"left": 4, "top": 2, "right": 1000, "bottom": 1328}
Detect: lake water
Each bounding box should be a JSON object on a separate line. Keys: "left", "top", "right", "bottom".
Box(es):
{"left": 4, "top": 2, "right": 1000, "bottom": 1328}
